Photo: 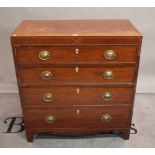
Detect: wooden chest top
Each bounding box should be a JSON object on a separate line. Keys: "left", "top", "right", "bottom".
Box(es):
{"left": 11, "top": 20, "right": 142, "bottom": 46}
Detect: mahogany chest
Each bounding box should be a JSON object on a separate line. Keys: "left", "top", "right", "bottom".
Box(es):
{"left": 11, "top": 20, "right": 142, "bottom": 142}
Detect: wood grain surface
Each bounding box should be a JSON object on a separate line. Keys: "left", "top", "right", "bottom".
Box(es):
{"left": 24, "top": 106, "right": 131, "bottom": 129}
{"left": 12, "top": 20, "right": 141, "bottom": 37}
{"left": 21, "top": 87, "right": 134, "bottom": 106}
{"left": 16, "top": 46, "right": 138, "bottom": 65}
{"left": 18, "top": 66, "right": 136, "bottom": 85}
{"left": 11, "top": 20, "right": 142, "bottom": 141}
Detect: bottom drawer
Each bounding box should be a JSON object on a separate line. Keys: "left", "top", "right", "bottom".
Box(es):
{"left": 24, "top": 106, "right": 131, "bottom": 129}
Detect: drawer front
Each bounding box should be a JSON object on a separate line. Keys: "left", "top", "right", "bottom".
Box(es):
{"left": 19, "top": 67, "right": 136, "bottom": 85}
{"left": 24, "top": 107, "right": 131, "bottom": 129}
{"left": 21, "top": 87, "right": 134, "bottom": 106}
{"left": 16, "top": 46, "right": 138, "bottom": 64}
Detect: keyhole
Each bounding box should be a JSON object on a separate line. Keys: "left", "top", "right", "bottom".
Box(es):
{"left": 75, "top": 66, "right": 79, "bottom": 73}
{"left": 76, "top": 109, "right": 80, "bottom": 115}
{"left": 76, "top": 88, "right": 80, "bottom": 94}
{"left": 75, "top": 48, "right": 79, "bottom": 54}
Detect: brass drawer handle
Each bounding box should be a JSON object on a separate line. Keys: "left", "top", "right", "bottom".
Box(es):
{"left": 41, "top": 71, "right": 52, "bottom": 80}
{"left": 45, "top": 115, "right": 56, "bottom": 124}
{"left": 43, "top": 93, "right": 54, "bottom": 102}
{"left": 104, "top": 50, "right": 116, "bottom": 60}
{"left": 103, "top": 70, "right": 115, "bottom": 79}
{"left": 102, "top": 92, "right": 113, "bottom": 101}
{"left": 38, "top": 50, "right": 51, "bottom": 60}
{"left": 101, "top": 113, "right": 112, "bottom": 122}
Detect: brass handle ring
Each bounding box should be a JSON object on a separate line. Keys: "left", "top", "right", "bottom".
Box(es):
{"left": 41, "top": 71, "right": 52, "bottom": 80}
{"left": 104, "top": 50, "right": 116, "bottom": 60}
{"left": 45, "top": 115, "right": 56, "bottom": 124}
{"left": 38, "top": 50, "right": 51, "bottom": 60}
{"left": 101, "top": 113, "right": 112, "bottom": 122}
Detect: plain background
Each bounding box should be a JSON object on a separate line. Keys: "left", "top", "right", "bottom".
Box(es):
{"left": 0, "top": 7, "right": 154, "bottom": 93}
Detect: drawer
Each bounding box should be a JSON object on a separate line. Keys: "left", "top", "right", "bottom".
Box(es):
{"left": 18, "top": 66, "right": 136, "bottom": 85}
{"left": 21, "top": 87, "right": 134, "bottom": 106}
{"left": 24, "top": 106, "right": 131, "bottom": 129}
{"left": 16, "top": 46, "right": 138, "bottom": 64}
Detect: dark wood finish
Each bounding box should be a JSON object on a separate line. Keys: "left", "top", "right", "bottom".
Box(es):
{"left": 16, "top": 46, "right": 138, "bottom": 64}
{"left": 24, "top": 106, "right": 131, "bottom": 129}
{"left": 11, "top": 20, "right": 142, "bottom": 46}
{"left": 11, "top": 37, "right": 141, "bottom": 46}
{"left": 21, "top": 87, "right": 134, "bottom": 106}
{"left": 11, "top": 20, "right": 141, "bottom": 37}
{"left": 18, "top": 66, "right": 136, "bottom": 85}
{"left": 11, "top": 20, "right": 142, "bottom": 142}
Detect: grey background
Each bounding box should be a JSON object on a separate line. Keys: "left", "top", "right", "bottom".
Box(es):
{"left": 0, "top": 8, "right": 154, "bottom": 93}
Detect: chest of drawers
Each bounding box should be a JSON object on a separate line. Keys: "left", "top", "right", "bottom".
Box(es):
{"left": 11, "top": 20, "right": 142, "bottom": 142}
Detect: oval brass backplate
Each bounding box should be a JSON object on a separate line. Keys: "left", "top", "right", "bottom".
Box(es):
{"left": 38, "top": 50, "right": 51, "bottom": 60}
{"left": 102, "top": 92, "right": 113, "bottom": 101}
{"left": 104, "top": 50, "right": 116, "bottom": 60}
{"left": 101, "top": 113, "right": 112, "bottom": 122}
{"left": 43, "top": 92, "right": 54, "bottom": 102}
{"left": 45, "top": 115, "right": 56, "bottom": 124}
{"left": 41, "top": 71, "right": 52, "bottom": 80}
{"left": 103, "top": 71, "right": 115, "bottom": 79}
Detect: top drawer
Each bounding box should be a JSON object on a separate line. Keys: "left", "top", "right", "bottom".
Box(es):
{"left": 11, "top": 20, "right": 142, "bottom": 45}
{"left": 15, "top": 46, "right": 138, "bottom": 65}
